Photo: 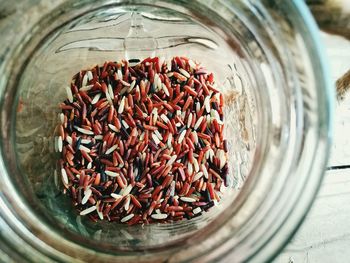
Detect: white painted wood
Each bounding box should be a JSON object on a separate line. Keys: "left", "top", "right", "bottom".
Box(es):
{"left": 276, "top": 33, "right": 350, "bottom": 262}
{"left": 2, "top": 3, "right": 349, "bottom": 261}
{"left": 275, "top": 169, "right": 350, "bottom": 262}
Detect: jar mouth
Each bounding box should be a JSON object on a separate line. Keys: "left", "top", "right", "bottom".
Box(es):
{"left": 0, "top": 0, "right": 333, "bottom": 262}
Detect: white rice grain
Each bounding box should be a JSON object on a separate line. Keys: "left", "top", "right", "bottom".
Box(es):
{"left": 204, "top": 96, "right": 210, "bottom": 113}
{"left": 193, "top": 159, "right": 199, "bottom": 173}
{"left": 205, "top": 150, "right": 210, "bottom": 160}
{"left": 151, "top": 213, "right": 168, "bottom": 220}
{"left": 105, "top": 171, "right": 119, "bottom": 177}
{"left": 121, "top": 80, "right": 130, "bottom": 87}
{"left": 139, "top": 132, "right": 145, "bottom": 141}
{"left": 108, "top": 84, "right": 114, "bottom": 100}
{"left": 111, "top": 193, "right": 123, "bottom": 199}
{"left": 108, "top": 124, "right": 119, "bottom": 132}
{"left": 87, "top": 70, "right": 93, "bottom": 81}
{"left": 79, "top": 145, "right": 91, "bottom": 153}
{"left": 105, "top": 144, "right": 118, "bottom": 155}
{"left": 60, "top": 113, "right": 65, "bottom": 124}
{"left": 201, "top": 164, "right": 209, "bottom": 179}
{"left": 81, "top": 139, "right": 91, "bottom": 144}
{"left": 80, "top": 84, "right": 93, "bottom": 91}
{"left": 160, "top": 114, "right": 170, "bottom": 123}
{"left": 209, "top": 149, "right": 214, "bottom": 162}
{"left": 65, "top": 86, "right": 73, "bottom": 103}
{"left": 192, "top": 131, "right": 199, "bottom": 145}
{"left": 178, "top": 129, "right": 186, "bottom": 144}
{"left": 162, "top": 83, "right": 170, "bottom": 96}
{"left": 194, "top": 116, "right": 204, "bottom": 130}
{"left": 193, "top": 207, "right": 202, "bottom": 214}
{"left": 206, "top": 114, "right": 211, "bottom": 124}
{"left": 122, "top": 120, "right": 129, "bottom": 129}
{"left": 157, "top": 75, "right": 162, "bottom": 90}
{"left": 58, "top": 136, "right": 63, "bottom": 152}
{"left": 170, "top": 181, "right": 175, "bottom": 196}
{"left": 212, "top": 109, "right": 220, "bottom": 122}
{"left": 127, "top": 79, "right": 136, "bottom": 93}
{"left": 122, "top": 185, "right": 133, "bottom": 196}
{"left": 152, "top": 108, "right": 158, "bottom": 125}
{"left": 80, "top": 206, "right": 96, "bottom": 216}
{"left": 179, "top": 68, "right": 190, "bottom": 78}
{"left": 219, "top": 150, "right": 226, "bottom": 169}
{"left": 82, "top": 73, "right": 88, "bottom": 87}
{"left": 154, "top": 130, "right": 163, "bottom": 140}
{"left": 96, "top": 203, "right": 104, "bottom": 220}
{"left": 187, "top": 113, "right": 193, "bottom": 128}
{"left": 167, "top": 155, "right": 177, "bottom": 166}
{"left": 91, "top": 93, "right": 101, "bottom": 104}
{"left": 105, "top": 89, "right": 113, "bottom": 105}
{"left": 66, "top": 135, "right": 73, "bottom": 145}
{"left": 61, "top": 168, "right": 69, "bottom": 185}
{"left": 152, "top": 133, "right": 161, "bottom": 145}
{"left": 121, "top": 213, "right": 134, "bottom": 223}
{"left": 180, "top": 197, "right": 196, "bottom": 203}
{"left": 193, "top": 172, "right": 203, "bottom": 182}
{"left": 196, "top": 102, "right": 201, "bottom": 113}
{"left": 118, "top": 97, "right": 125, "bottom": 114}
{"left": 153, "top": 74, "right": 159, "bottom": 91}
{"left": 167, "top": 133, "right": 173, "bottom": 148}
{"left": 124, "top": 195, "right": 130, "bottom": 211}
{"left": 117, "top": 69, "right": 123, "bottom": 80}
{"left": 76, "top": 127, "right": 94, "bottom": 135}
{"left": 82, "top": 188, "right": 92, "bottom": 205}
{"left": 188, "top": 162, "right": 193, "bottom": 175}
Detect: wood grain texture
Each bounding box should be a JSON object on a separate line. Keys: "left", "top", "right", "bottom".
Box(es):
{"left": 275, "top": 169, "right": 350, "bottom": 263}
{"left": 275, "top": 33, "right": 350, "bottom": 262}
{"left": 1, "top": 2, "right": 349, "bottom": 261}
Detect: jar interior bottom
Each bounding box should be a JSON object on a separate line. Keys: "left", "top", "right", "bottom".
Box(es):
{"left": 11, "top": 2, "right": 257, "bottom": 250}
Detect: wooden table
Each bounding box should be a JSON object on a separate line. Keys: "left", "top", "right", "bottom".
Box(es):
{"left": 1, "top": 2, "right": 349, "bottom": 261}
{"left": 275, "top": 32, "right": 350, "bottom": 263}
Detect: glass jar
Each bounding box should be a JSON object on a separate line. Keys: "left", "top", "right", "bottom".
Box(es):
{"left": 0, "top": 0, "right": 333, "bottom": 262}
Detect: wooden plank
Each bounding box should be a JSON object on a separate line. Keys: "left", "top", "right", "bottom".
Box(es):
{"left": 275, "top": 169, "right": 350, "bottom": 262}
{"left": 276, "top": 33, "right": 350, "bottom": 261}
{"left": 1, "top": 3, "right": 349, "bottom": 261}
